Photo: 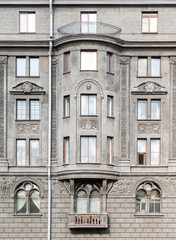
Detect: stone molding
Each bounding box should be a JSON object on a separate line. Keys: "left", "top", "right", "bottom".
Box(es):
{"left": 10, "top": 81, "right": 45, "bottom": 95}
{"left": 132, "top": 81, "right": 167, "bottom": 95}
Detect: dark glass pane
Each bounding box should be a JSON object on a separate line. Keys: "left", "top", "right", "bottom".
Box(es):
{"left": 77, "top": 190, "right": 87, "bottom": 198}
{"left": 155, "top": 203, "right": 160, "bottom": 213}
{"left": 136, "top": 190, "right": 146, "bottom": 199}
{"left": 90, "top": 190, "right": 99, "bottom": 197}
{"left": 149, "top": 202, "right": 154, "bottom": 213}
{"left": 142, "top": 202, "right": 146, "bottom": 211}
{"left": 30, "top": 191, "right": 40, "bottom": 213}
{"left": 136, "top": 202, "right": 140, "bottom": 212}
{"left": 139, "top": 153, "right": 145, "bottom": 165}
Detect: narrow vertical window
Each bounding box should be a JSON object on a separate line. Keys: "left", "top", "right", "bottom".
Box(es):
{"left": 30, "top": 140, "right": 39, "bottom": 166}
{"left": 107, "top": 52, "right": 113, "bottom": 73}
{"left": 64, "top": 96, "right": 70, "bottom": 117}
{"left": 81, "top": 51, "right": 97, "bottom": 70}
{"left": 137, "top": 139, "right": 147, "bottom": 165}
{"left": 81, "top": 137, "right": 96, "bottom": 163}
{"left": 17, "top": 57, "right": 26, "bottom": 76}
{"left": 151, "top": 139, "right": 160, "bottom": 165}
{"left": 138, "top": 58, "right": 147, "bottom": 76}
{"left": 81, "top": 95, "right": 96, "bottom": 115}
{"left": 17, "top": 140, "right": 26, "bottom": 166}
{"left": 20, "top": 12, "right": 36, "bottom": 33}
{"left": 151, "top": 58, "right": 160, "bottom": 77}
{"left": 151, "top": 100, "right": 160, "bottom": 120}
{"left": 81, "top": 12, "right": 97, "bottom": 33}
{"left": 30, "top": 57, "right": 39, "bottom": 76}
{"left": 142, "top": 13, "right": 158, "bottom": 33}
{"left": 107, "top": 137, "right": 113, "bottom": 164}
{"left": 17, "top": 100, "right": 26, "bottom": 120}
{"left": 107, "top": 96, "right": 113, "bottom": 117}
{"left": 64, "top": 52, "right": 70, "bottom": 73}
{"left": 64, "top": 137, "right": 70, "bottom": 164}
{"left": 30, "top": 100, "right": 39, "bottom": 120}
{"left": 138, "top": 100, "right": 147, "bottom": 120}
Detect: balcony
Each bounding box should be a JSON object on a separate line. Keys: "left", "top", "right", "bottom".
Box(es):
{"left": 58, "top": 22, "right": 121, "bottom": 39}
{"left": 68, "top": 213, "right": 108, "bottom": 228}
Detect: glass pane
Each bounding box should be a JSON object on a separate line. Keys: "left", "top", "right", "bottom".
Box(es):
{"left": 64, "top": 53, "right": 70, "bottom": 72}
{"left": 16, "top": 190, "right": 26, "bottom": 213}
{"left": 142, "top": 202, "right": 146, "bottom": 211}
{"left": 64, "top": 138, "right": 70, "bottom": 164}
{"left": 136, "top": 202, "right": 140, "bottom": 212}
{"left": 107, "top": 138, "right": 112, "bottom": 164}
{"left": 107, "top": 96, "right": 112, "bottom": 117}
{"left": 151, "top": 153, "right": 160, "bottom": 165}
{"left": 151, "top": 140, "right": 160, "bottom": 165}
{"left": 81, "top": 13, "right": 88, "bottom": 33}
{"left": 30, "top": 190, "right": 40, "bottom": 213}
{"left": 30, "top": 100, "right": 39, "bottom": 120}
{"left": 17, "top": 140, "right": 26, "bottom": 166}
{"left": 77, "top": 190, "right": 87, "bottom": 197}
{"left": 85, "top": 184, "right": 92, "bottom": 192}
{"left": 28, "top": 13, "right": 35, "bottom": 32}
{"left": 151, "top": 140, "right": 160, "bottom": 152}
{"left": 89, "top": 95, "right": 96, "bottom": 115}
{"left": 64, "top": 96, "right": 70, "bottom": 117}
{"left": 81, "top": 137, "right": 88, "bottom": 163}
{"left": 149, "top": 202, "right": 154, "bottom": 213}
{"left": 81, "top": 51, "right": 97, "bottom": 70}
{"left": 20, "top": 14, "right": 27, "bottom": 32}
{"left": 142, "top": 17, "right": 148, "bottom": 32}
{"left": 81, "top": 95, "right": 88, "bottom": 115}
{"left": 150, "top": 17, "right": 157, "bottom": 32}
{"left": 138, "top": 140, "right": 146, "bottom": 152}
{"left": 30, "top": 58, "right": 39, "bottom": 76}
{"left": 24, "top": 183, "right": 32, "bottom": 191}
{"left": 89, "top": 13, "right": 96, "bottom": 33}
{"left": 107, "top": 53, "right": 111, "bottom": 73}
{"left": 136, "top": 190, "right": 146, "bottom": 199}
{"left": 138, "top": 100, "right": 146, "bottom": 119}
{"left": 89, "top": 137, "right": 96, "bottom": 162}
{"left": 155, "top": 202, "right": 160, "bottom": 213}
{"left": 138, "top": 153, "right": 146, "bottom": 165}
{"left": 151, "top": 100, "right": 160, "bottom": 119}
{"left": 17, "top": 100, "right": 26, "bottom": 120}
{"left": 76, "top": 198, "right": 87, "bottom": 214}
{"left": 138, "top": 58, "right": 147, "bottom": 76}
{"left": 17, "top": 58, "right": 26, "bottom": 76}
{"left": 144, "top": 183, "right": 152, "bottom": 191}
{"left": 151, "top": 58, "right": 160, "bottom": 76}
{"left": 90, "top": 198, "right": 100, "bottom": 213}
{"left": 151, "top": 190, "right": 160, "bottom": 198}
{"left": 30, "top": 140, "right": 39, "bottom": 166}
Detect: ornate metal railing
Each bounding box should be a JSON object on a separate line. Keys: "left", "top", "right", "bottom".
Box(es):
{"left": 68, "top": 213, "right": 108, "bottom": 228}
{"left": 58, "top": 22, "right": 121, "bottom": 38}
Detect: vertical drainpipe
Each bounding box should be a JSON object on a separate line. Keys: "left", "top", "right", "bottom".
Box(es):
{"left": 48, "top": 0, "right": 53, "bottom": 239}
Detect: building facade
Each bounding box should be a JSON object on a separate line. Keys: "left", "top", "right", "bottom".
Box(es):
{"left": 1, "top": 0, "right": 176, "bottom": 239}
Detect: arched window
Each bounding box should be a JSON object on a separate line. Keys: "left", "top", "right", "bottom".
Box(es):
{"left": 136, "top": 182, "right": 161, "bottom": 213}
{"left": 15, "top": 181, "right": 40, "bottom": 214}
{"left": 76, "top": 183, "right": 100, "bottom": 214}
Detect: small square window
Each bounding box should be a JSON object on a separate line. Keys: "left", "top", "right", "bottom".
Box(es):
{"left": 107, "top": 53, "right": 113, "bottom": 73}
{"left": 107, "top": 137, "right": 113, "bottom": 164}
{"left": 30, "top": 140, "right": 40, "bottom": 166}
{"left": 142, "top": 12, "right": 158, "bottom": 33}
{"left": 107, "top": 96, "right": 113, "bottom": 117}
{"left": 17, "top": 100, "right": 26, "bottom": 120}
{"left": 64, "top": 96, "right": 70, "bottom": 117}
{"left": 30, "top": 100, "right": 40, "bottom": 120}
{"left": 81, "top": 51, "right": 97, "bottom": 70}
{"left": 151, "top": 139, "right": 160, "bottom": 165}
{"left": 64, "top": 137, "right": 70, "bottom": 164}
{"left": 64, "top": 52, "right": 70, "bottom": 73}
{"left": 81, "top": 136, "right": 97, "bottom": 163}
{"left": 30, "top": 57, "right": 39, "bottom": 76}
{"left": 81, "top": 95, "right": 96, "bottom": 115}
{"left": 137, "top": 139, "right": 147, "bottom": 165}
{"left": 20, "top": 12, "right": 36, "bottom": 33}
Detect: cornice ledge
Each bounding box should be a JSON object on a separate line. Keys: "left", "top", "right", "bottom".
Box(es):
{"left": 0, "top": 40, "right": 49, "bottom": 48}
{"left": 125, "top": 40, "right": 176, "bottom": 48}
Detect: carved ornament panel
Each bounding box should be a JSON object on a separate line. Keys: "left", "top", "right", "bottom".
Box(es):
{"left": 79, "top": 119, "right": 99, "bottom": 130}
{"left": 17, "top": 124, "right": 39, "bottom": 134}
{"left": 138, "top": 124, "right": 160, "bottom": 134}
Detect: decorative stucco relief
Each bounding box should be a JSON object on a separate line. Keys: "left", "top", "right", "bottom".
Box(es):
{"left": 79, "top": 119, "right": 99, "bottom": 130}
{"left": 52, "top": 179, "right": 70, "bottom": 196}
{"left": 12, "top": 81, "right": 44, "bottom": 94}
{"left": 138, "top": 124, "right": 160, "bottom": 134}
{"left": 0, "top": 177, "right": 16, "bottom": 196}
{"left": 17, "top": 124, "right": 39, "bottom": 134}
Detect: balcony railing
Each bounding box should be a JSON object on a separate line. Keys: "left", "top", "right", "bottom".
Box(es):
{"left": 58, "top": 22, "right": 121, "bottom": 38}
{"left": 68, "top": 213, "right": 108, "bottom": 228}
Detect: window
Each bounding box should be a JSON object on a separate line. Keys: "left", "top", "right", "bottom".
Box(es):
{"left": 151, "top": 139, "right": 160, "bottom": 165}
{"left": 138, "top": 57, "right": 160, "bottom": 77}
{"left": 137, "top": 139, "right": 147, "bottom": 165}
{"left": 64, "top": 96, "right": 70, "bottom": 117}
{"left": 136, "top": 182, "right": 161, "bottom": 214}
{"left": 20, "top": 12, "right": 36, "bottom": 33}
{"left": 76, "top": 183, "right": 100, "bottom": 214}
{"left": 107, "top": 137, "right": 113, "bottom": 164}
{"left": 30, "top": 100, "right": 39, "bottom": 120}
{"left": 81, "top": 12, "right": 97, "bottom": 33}
{"left": 107, "top": 52, "right": 113, "bottom": 73}
{"left": 30, "top": 57, "right": 39, "bottom": 76}
{"left": 17, "top": 140, "right": 40, "bottom": 166}
{"left": 142, "top": 12, "right": 158, "bottom": 33}
{"left": 17, "top": 100, "right": 26, "bottom": 120}
{"left": 81, "top": 51, "right": 97, "bottom": 70}
{"left": 151, "top": 100, "right": 160, "bottom": 119}
{"left": 16, "top": 57, "right": 39, "bottom": 77}
{"left": 30, "top": 140, "right": 40, "bottom": 166}
{"left": 15, "top": 181, "right": 40, "bottom": 214}
{"left": 81, "top": 95, "right": 96, "bottom": 115}
{"left": 138, "top": 100, "right": 147, "bottom": 120}
{"left": 64, "top": 52, "right": 70, "bottom": 73}
{"left": 81, "top": 137, "right": 96, "bottom": 163}
{"left": 64, "top": 137, "right": 70, "bottom": 164}
{"left": 17, "top": 140, "right": 26, "bottom": 166}
{"left": 107, "top": 96, "right": 113, "bottom": 117}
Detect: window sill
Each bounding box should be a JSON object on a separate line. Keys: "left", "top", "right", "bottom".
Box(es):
{"left": 77, "top": 162, "right": 101, "bottom": 165}
{"left": 137, "top": 76, "right": 162, "bottom": 78}
{"left": 107, "top": 116, "right": 115, "bottom": 119}
{"left": 106, "top": 72, "right": 114, "bottom": 75}
{"left": 63, "top": 71, "right": 71, "bottom": 75}
{"left": 19, "top": 32, "right": 36, "bottom": 34}
{"left": 137, "top": 119, "right": 161, "bottom": 121}
{"left": 15, "top": 119, "right": 40, "bottom": 121}
{"left": 80, "top": 70, "right": 98, "bottom": 72}
{"left": 141, "top": 32, "right": 158, "bottom": 34}
{"left": 13, "top": 214, "right": 42, "bottom": 217}
{"left": 63, "top": 116, "right": 70, "bottom": 119}
{"left": 134, "top": 213, "right": 164, "bottom": 217}
{"left": 16, "top": 76, "right": 40, "bottom": 78}
{"left": 80, "top": 115, "right": 98, "bottom": 117}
